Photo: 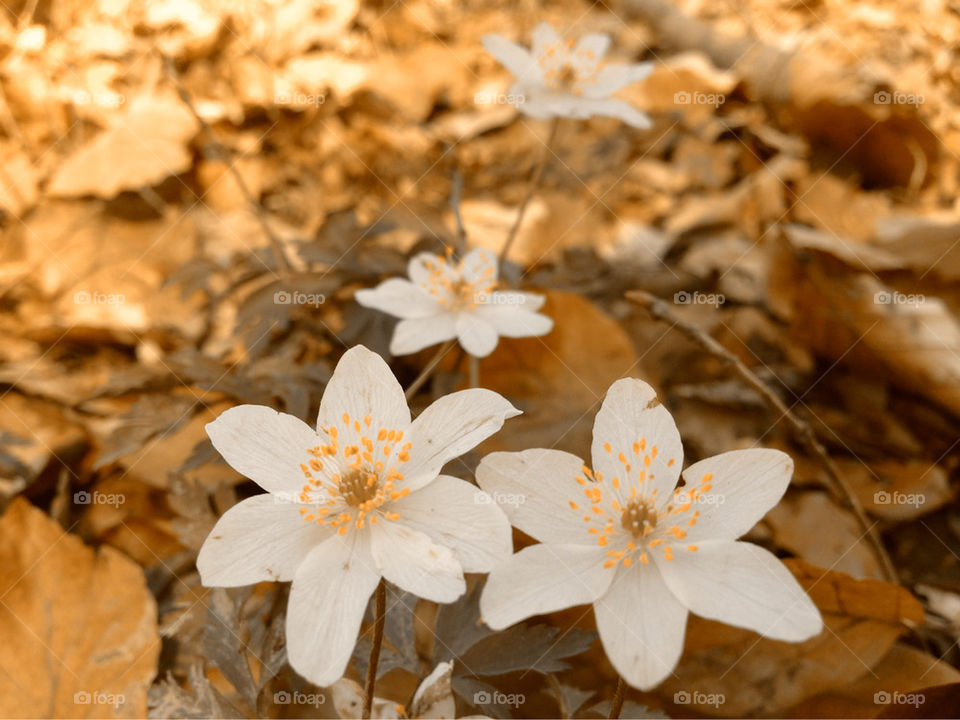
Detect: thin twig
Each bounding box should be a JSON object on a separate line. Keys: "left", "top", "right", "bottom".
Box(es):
{"left": 498, "top": 117, "right": 560, "bottom": 272}
{"left": 362, "top": 579, "right": 387, "bottom": 720}
{"left": 608, "top": 676, "right": 626, "bottom": 719}
{"left": 404, "top": 340, "right": 458, "bottom": 400}
{"left": 449, "top": 166, "right": 468, "bottom": 258}
{"left": 626, "top": 290, "right": 900, "bottom": 584}
{"left": 162, "top": 56, "right": 295, "bottom": 273}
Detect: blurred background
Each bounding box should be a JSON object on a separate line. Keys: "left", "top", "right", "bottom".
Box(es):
{"left": 1, "top": 0, "right": 959, "bottom": 717}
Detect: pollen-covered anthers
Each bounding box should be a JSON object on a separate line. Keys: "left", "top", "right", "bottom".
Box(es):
{"left": 419, "top": 254, "right": 497, "bottom": 312}
{"left": 600, "top": 437, "right": 675, "bottom": 492}
{"left": 296, "top": 411, "right": 414, "bottom": 536}
{"left": 537, "top": 40, "right": 605, "bottom": 95}
{"left": 621, "top": 499, "right": 657, "bottom": 538}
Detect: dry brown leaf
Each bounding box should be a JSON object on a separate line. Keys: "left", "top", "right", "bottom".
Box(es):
{"left": 656, "top": 560, "right": 924, "bottom": 717}
{"left": 477, "top": 291, "right": 638, "bottom": 457}
{"left": 766, "top": 491, "right": 885, "bottom": 579}
{"left": 47, "top": 90, "right": 198, "bottom": 198}
{"left": 0, "top": 498, "right": 160, "bottom": 718}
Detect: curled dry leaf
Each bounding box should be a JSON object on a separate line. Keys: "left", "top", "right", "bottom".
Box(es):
{"left": 0, "top": 498, "right": 160, "bottom": 718}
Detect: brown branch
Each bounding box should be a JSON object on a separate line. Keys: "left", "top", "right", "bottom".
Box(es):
{"left": 626, "top": 290, "right": 899, "bottom": 584}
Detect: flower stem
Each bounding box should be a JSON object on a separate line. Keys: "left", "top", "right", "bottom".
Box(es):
{"left": 498, "top": 117, "right": 560, "bottom": 274}
{"left": 468, "top": 354, "right": 480, "bottom": 388}
{"left": 362, "top": 579, "right": 387, "bottom": 720}
{"left": 404, "top": 340, "right": 458, "bottom": 400}
{"left": 608, "top": 676, "right": 626, "bottom": 719}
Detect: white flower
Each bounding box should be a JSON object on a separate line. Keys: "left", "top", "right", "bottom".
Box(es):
{"left": 482, "top": 22, "right": 654, "bottom": 128}
{"left": 477, "top": 378, "right": 823, "bottom": 690}
{"left": 197, "top": 345, "right": 517, "bottom": 686}
{"left": 355, "top": 247, "right": 553, "bottom": 358}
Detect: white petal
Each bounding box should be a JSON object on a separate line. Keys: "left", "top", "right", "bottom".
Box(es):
{"left": 594, "top": 562, "right": 688, "bottom": 691}
{"left": 583, "top": 62, "right": 654, "bottom": 98}
{"left": 286, "top": 533, "right": 380, "bottom": 686}
{"left": 531, "top": 22, "right": 561, "bottom": 58}
{"left": 459, "top": 247, "right": 499, "bottom": 285}
{"left": 355, "top": 278, "right": 439, "bottom": 319}
{"left": 403, "top": 389, "right": 520, "bottom": 490}
{"left": 390, "top": 314, "right": 457, "bottom": 356}
{"left": 482, "top": 34, "right": 540, "bottom": 85}
{"left": 206, "top": 405, "right": 321, "bottom": 495}
{"left": 456, "top": 312, "right": 499, "bottom": 357}
{"left": 591, "top": 378, "right": 683, "bottom": 507}
{"left": 681, "top": 449, "right": 794, "bottom": 542}
{"left": 480, "top": 543, "right": 613, "bottom": 630}
{"left": 197, "top": 495, "right": 331, "bottom": 587}
{"left": 370, "top": 521, "right": 465, "bottom": 602}
{"left": 515, "top": 291, "right": 546, "bottom": 311}
{"left": 655, "top": 541, "right": 823, "bottom": 642}
{"left": 476, "top": 449, "right": 588, "bottom": 545}
{"left": 317, "top": 346, "right": 410, "bottom": 435}
{"left": 475, "top": 305, "right": 553, "bottom": 339}
{"left": 572, "top": 33, "right": 611, "bottom": 67}
{"left": 391, "top": 475, "right": 512, "bottom": 572}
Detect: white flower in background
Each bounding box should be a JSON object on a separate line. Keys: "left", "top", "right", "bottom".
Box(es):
{"left": 482, "top": 22, "right": 654, "bottom": 128}
{"left": 477, "top": 378, "right": 822, "bottom": 690}
{"left": 355, "top": 247, "right": 553, "bottom": 358}
{"left": 197, "top": 345, "right": 517, "bottom": 686}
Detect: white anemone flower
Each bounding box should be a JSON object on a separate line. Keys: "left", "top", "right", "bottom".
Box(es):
{"left": 482, "top": 22, "right": 654, "bottom": 128}
{"left": 477, "top": 377, "right": 823, "bottom": 690}
{"left": 197, "top": 345, "right": 517, "bottom": 686}
{"left": 355, "top": 247, "right": 553, "bottom": 358}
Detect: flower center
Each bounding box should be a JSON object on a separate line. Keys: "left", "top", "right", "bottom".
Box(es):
{"left": 621, "top": 499, "right": 657, "bottom": 537}
{"left": 339, "top": 469, "right": 379, "bottom": 507}
{"left": 293, "top": 412, "right": 413, "bottom": 536}
{"left": 421, "top": 254, "right": 496, "bottom": 312}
